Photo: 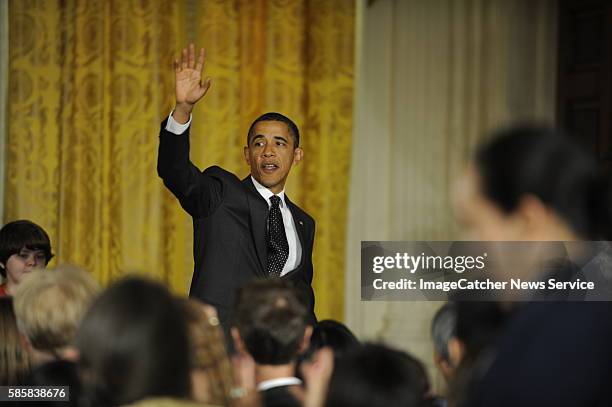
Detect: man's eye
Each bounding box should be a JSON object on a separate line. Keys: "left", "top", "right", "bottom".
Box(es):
{"left": 276, "top": 142, "right": 286, "bottom": 146}
{"left": 19, "top": 253, "right": 28, "bottom": 259}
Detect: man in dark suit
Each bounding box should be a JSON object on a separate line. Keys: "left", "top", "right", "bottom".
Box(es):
{"left": 157, "top": 44, "right": 316, "bottom": 326}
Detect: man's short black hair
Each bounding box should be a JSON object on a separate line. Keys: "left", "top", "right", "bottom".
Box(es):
{"left": 247, "top": 112, "right": 300, "bottom": 148}
{"left": 0, "top": 220, "right": 54, "bottom": 278}
{"left": 232, "top": 279, "right": 308, "bottom": 365}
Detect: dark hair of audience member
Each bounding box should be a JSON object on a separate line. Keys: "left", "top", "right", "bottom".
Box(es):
{"left": 475, "top": 125, "right": 612, "bottom": 240}
{"left": 0, "top": 297, "right": 31, "bottom": 384}
{"left": 305, "top": 319, "right": 360, "bottom": 359}
{"left": 232, "top": 279, "right": 308, "bottom": 365}
{"left": 431, "top": 302, "right": 457, "bottom": 365}
{"left": 325, "top": 343, "right": 434, "bottom": 407}
{"left": 0, "top": 220, "right": 54, "bottom": 278}
{"left": 76, "top": 277, "right": 191, "bottom": 407}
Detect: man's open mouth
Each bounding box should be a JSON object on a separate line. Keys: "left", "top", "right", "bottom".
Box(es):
{"left": 261, "top": 163, "right": 279, "bottom": 173}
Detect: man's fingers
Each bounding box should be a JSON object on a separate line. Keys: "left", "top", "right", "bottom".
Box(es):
{"left": 174, "top": 58, "right": 180, "bottom": 73}
{"left": 195, "top": 48, "right": 205, "bottom": 72}
{"left": 181, "top": 48, "right": 188, "bottom": 69}
{"left": 188, "top": 43, "right": 195, "bottom": 69}
{"left": 201, "top": 77, "right": 212, "bottom": 95}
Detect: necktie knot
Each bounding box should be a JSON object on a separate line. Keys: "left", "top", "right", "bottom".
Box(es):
{"left": 270, "top": 195, "right": 281, "bottom": 207}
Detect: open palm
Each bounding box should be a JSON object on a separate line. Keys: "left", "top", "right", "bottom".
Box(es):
{"left": 175, "top": 44, "right": 211, "bottom": 106}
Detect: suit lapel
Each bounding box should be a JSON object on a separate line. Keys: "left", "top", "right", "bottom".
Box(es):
{"left": 242, "top": 176, "right": 268, "bottom": 276}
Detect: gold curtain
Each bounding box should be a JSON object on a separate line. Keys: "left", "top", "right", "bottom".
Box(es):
{"left": 6, "top": 0, "right": 354, "bottom": 321}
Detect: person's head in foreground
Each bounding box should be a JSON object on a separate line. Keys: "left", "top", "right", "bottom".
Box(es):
{"left": 244, "top": 112, "right": 304, "bottom": 194}
{"left": 453, "top": 125, "right": 610, "bottom": 241}
{"left": 325, "top": 343, "right": 434, "bottom": 407}
{"left": 13, "top": 265, "right": 100, "bottom": 366}
{"left": 181, "top": 299, "right": 234, "bottom": 405}
{"left": 231, "top": 279, "right": 312, "bottom": 383}
{"left": 76, "top": 277, "right": 192, "bottom": 407}
{"left": 305, "top": 319, "right": 360, "bottom": 360}
{"left": 0, "top": 297, "right": 31, "bottom": 385}
{"left": 0, "top": 220, "right": 54, "bottom": 296}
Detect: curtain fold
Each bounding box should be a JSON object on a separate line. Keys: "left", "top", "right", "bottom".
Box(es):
{"left": 6, "top": 0, "right": 354, "bottom": 321}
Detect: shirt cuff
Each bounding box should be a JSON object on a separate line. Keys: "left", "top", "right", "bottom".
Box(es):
{"left": 165, "top": 111, "right": 192, "bottom": 135}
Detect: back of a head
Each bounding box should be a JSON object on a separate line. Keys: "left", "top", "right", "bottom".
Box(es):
{"left": 475, "top": 125, "right": 610, "bottom": 239}
{"left": 431, "top": 302, "right": 457, "bottom": 364}
{"left": 232, "top": 279, "right": 308, "bottom": 365}
{"left": 76, "top": 277, "right": 191, "bottom": 407}
{"left": 13, "top": 266, "right": 100, "bottom": 353}
{"left": 0, "top": 297, "right": 31, "bottom": 385}
{"left": 308, "top": 319, "right": 360, "bottom": 359}
{"left": 325, "top": 343, "right": 432, "bottom": 407}
{"left": 181, "top": 299, "right": 233, "bottom": 405}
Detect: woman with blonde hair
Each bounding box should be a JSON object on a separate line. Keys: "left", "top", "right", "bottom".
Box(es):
{"left": 181, "top": 300, "right": 235, "bottom": 405}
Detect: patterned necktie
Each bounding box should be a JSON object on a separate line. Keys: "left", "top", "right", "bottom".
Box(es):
{"left": 267, "top": 195, "right": 289, "bottom": 277}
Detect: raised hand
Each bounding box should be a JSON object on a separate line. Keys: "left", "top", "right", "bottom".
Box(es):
{"left": 301, "top": 347, "right": 334, "bottom": 407}
{"left": 173, "top": 44, "right": 211, "bottom": 123}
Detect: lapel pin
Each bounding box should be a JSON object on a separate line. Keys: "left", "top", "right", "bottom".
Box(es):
{"left": 299, "top": 221, "right": 304, "bottom": 226}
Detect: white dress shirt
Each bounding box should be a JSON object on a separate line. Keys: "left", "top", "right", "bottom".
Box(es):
{"left": 257, "top": 376, "right": 303, "bottom": 391}
{"left": 165, "top": 112, "right": 302, "bottom": 277}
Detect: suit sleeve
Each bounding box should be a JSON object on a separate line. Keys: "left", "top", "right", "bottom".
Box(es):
{"left": 157, "top": 118, "right": 223, "bottom": 218}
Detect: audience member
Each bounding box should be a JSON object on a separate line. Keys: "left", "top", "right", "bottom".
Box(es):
{"left": 231, "top": 279, "right": 312, "bottom": 407}
{"left": 76, "top": 277, "right": 195, "bottom": 407}
{"left": 324, "top": 343, "right": 435, "bottom": 407}
{"left": 181, "top": 299, "right": 235, "bottom": 405}
{"left": 13, "top": 265, "right": 99, "bottom": 366}
{"left": 0, "top": 220, "right": 54, "bottom": 296}
{"left": 453, "top": 125, "right": 612, "bottom": 407}
{"left": 431, "top": 302, "right": 457, "bottom": 382}
{"left": 305, "top": 319, "right": 360, "bottom": 360}
{"left": 0, "top": 297, "right": 31, "bottom": 385}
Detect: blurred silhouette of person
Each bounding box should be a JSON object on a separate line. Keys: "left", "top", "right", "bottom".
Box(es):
{"left": 453, "top": 125, "right": 612, "bottom": 407}
{"left": 324, "top": 343, "right": 435, "bottom": 407}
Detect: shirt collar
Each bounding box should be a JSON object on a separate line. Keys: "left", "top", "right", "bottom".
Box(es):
{"left": 251, "top": 176, "right": 286, "bottom": 207}
{"left": 257, "top": 376, "right": 303, "bottom": 391}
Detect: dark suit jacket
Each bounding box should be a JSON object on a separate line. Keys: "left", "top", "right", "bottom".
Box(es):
{"left": 157, "top": 119, "right": 316, "bottom": 325}
{"left": 468, "top": 300, "right": 612, "bottom": 407}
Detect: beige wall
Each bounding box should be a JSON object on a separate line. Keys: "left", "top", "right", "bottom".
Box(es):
{"left": 346, "top": 0, "right": 557, "bottom": 393}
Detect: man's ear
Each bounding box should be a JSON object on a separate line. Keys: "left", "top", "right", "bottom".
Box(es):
{"left": 448, "top": 337, "right": 465, "bottom": 367}
{"left": 516, "top": 194, "right": 550, "bottom": 236}
{"left": 231, "top": 327, "right": 246, "bottom": 354}
{"left": 293, "top": 148, "right": 303, "bottom": 165}
{"left": 243, "top": 146, "right": 251, "bottom": 166}
{"left": 298, "top": 325, "right": 313, "bottom": 353}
